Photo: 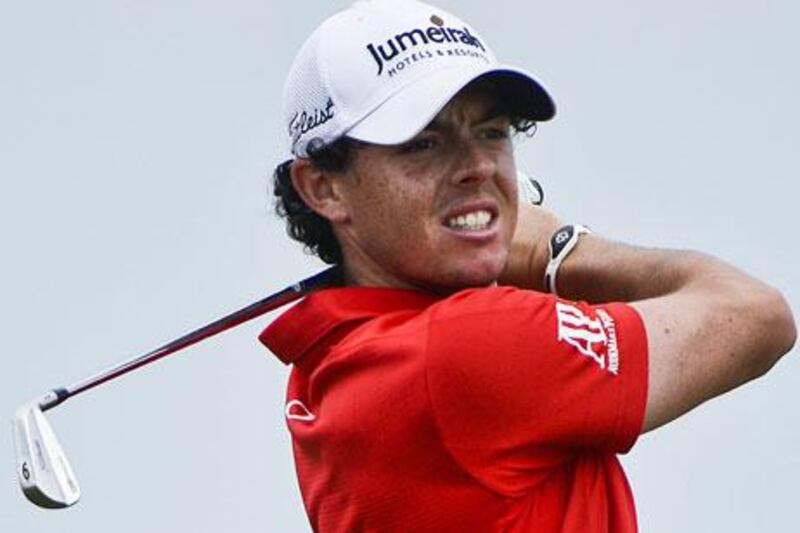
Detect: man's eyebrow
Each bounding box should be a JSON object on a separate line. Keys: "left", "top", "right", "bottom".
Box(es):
{"left": 476, "top": 105, "right": 509, "bottom": 124}
{"left": 422, "top": 105, "right": 509, "bottom": 132}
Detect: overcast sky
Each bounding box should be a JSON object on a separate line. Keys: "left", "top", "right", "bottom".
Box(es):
{"left": 2, "top": 1, "right": 798, "bottom": 531}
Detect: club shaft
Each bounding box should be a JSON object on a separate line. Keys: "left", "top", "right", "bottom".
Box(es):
{"left": 40, "top": 267, "right": 339, "bottom": 412}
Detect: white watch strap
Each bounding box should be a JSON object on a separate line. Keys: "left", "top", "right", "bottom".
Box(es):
{"left": 544, "top": 224, "right": 591, "bottom": 296}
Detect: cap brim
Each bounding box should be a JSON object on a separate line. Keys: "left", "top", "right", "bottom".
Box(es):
{"left": 345, "top": 64, "right": 555, "bottom": 147}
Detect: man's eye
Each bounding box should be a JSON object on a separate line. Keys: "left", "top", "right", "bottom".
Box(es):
{"left": 401, "top": 137, "right": 438, "bottom": 153}
{"left": 481, "top": 127, "right": 510, "bottom": 140}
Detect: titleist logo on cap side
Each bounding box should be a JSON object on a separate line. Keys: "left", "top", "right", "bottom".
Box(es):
{"left": 288, "top": 97, "right": 335, "bottom": 148}
{"left": 366, "top": 22, "right": 486, "bottom": 76}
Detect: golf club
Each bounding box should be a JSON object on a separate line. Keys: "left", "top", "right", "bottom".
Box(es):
{"left": 12, "top": 266, "right": 339, "bottom": 508}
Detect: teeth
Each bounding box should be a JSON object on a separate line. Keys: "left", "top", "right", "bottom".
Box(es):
{"left": 447, "top": 210, "right": 492, "bottom": 230}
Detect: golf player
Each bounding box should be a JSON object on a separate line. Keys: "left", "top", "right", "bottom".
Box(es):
{"left": 261, "top": 0, "right": 797, "bottom": 531}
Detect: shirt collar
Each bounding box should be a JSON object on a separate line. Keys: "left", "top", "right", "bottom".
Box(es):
{"left": 259, "top": 286, "right": 439, "bottom": 365}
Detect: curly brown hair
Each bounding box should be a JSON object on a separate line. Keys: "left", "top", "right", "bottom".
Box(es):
{"left": 272, "top": 138, "right": 362, "bottom": 264}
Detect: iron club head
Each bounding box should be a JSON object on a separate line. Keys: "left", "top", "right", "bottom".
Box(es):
{"left": 12, "top": 397, "right": 80, "bottom": 508}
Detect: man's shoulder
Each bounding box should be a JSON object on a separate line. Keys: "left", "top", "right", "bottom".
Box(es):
{"left": 428, "top": 285, "right": 557, "bottom": 321}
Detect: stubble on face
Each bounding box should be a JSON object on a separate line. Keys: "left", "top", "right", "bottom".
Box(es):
{"left": 332, "top": 87, "right": 519, "bottom": 293}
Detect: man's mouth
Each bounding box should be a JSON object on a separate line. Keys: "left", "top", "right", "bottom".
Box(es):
{"left": 445, "top": 209, "right": 494, "bottom": 231}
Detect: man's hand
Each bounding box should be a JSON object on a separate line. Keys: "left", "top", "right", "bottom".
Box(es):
{"left": 499, "top": 203, "right": 563, "bottom": 291}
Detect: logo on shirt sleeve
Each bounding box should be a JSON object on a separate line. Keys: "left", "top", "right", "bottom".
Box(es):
{"left": 555, "top": 302, "right": 619, "bottom": 375}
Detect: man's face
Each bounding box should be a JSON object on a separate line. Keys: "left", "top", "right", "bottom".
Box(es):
{"left": 332, "top": 87, "right": 518, "bottom": 293}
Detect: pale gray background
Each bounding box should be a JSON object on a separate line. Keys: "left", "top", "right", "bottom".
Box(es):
{"left": 2, "top": 1, "right": 798, "bottom": 531}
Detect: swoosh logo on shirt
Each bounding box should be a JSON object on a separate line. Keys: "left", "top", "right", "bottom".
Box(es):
{"left": 285, "top": 399, "right": 316, "bottom": 422}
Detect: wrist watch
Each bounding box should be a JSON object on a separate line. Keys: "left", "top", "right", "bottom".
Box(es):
{"left": 543, "top": 224, "right": 592, "bottom": 297}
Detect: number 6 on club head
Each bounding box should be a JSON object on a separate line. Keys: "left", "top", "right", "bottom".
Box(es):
{"left": 12, "top": 396, "right": 80, "bottom": 508}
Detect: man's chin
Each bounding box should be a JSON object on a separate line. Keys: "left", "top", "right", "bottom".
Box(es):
{"left": 434, "top": 260, "right": 505, "bottom": 292}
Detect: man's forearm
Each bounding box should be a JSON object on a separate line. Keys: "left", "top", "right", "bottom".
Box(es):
{"left": 502, "top": 204, "right": 749, "bottom": 303}
{"left": 557, "top": 238, "right": 723, "bottom": 304}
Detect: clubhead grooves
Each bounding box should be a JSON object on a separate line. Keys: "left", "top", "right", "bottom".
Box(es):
{"left": 12, "top": 400, "right": 80, "bottom": 508}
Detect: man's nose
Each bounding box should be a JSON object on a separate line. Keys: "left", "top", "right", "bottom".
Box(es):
{"left": 449, "top": 142, "right": 496, "bottom": 187}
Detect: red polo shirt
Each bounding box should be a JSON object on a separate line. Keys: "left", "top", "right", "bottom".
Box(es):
{"left": 260, "top": 285, "right": 648, "bottom": 532}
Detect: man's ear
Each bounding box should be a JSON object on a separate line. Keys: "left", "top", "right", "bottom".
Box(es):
{"left": 290, "top": 159, "right": 350, "bottom": 224}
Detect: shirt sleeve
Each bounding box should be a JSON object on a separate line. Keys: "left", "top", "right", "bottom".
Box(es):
{"left": 424, "top": 286, "right": 648, "bottom": 495}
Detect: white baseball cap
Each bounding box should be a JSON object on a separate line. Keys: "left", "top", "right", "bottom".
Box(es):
{"left": 283, "top": 0, "right": 555, "bottom": 157}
